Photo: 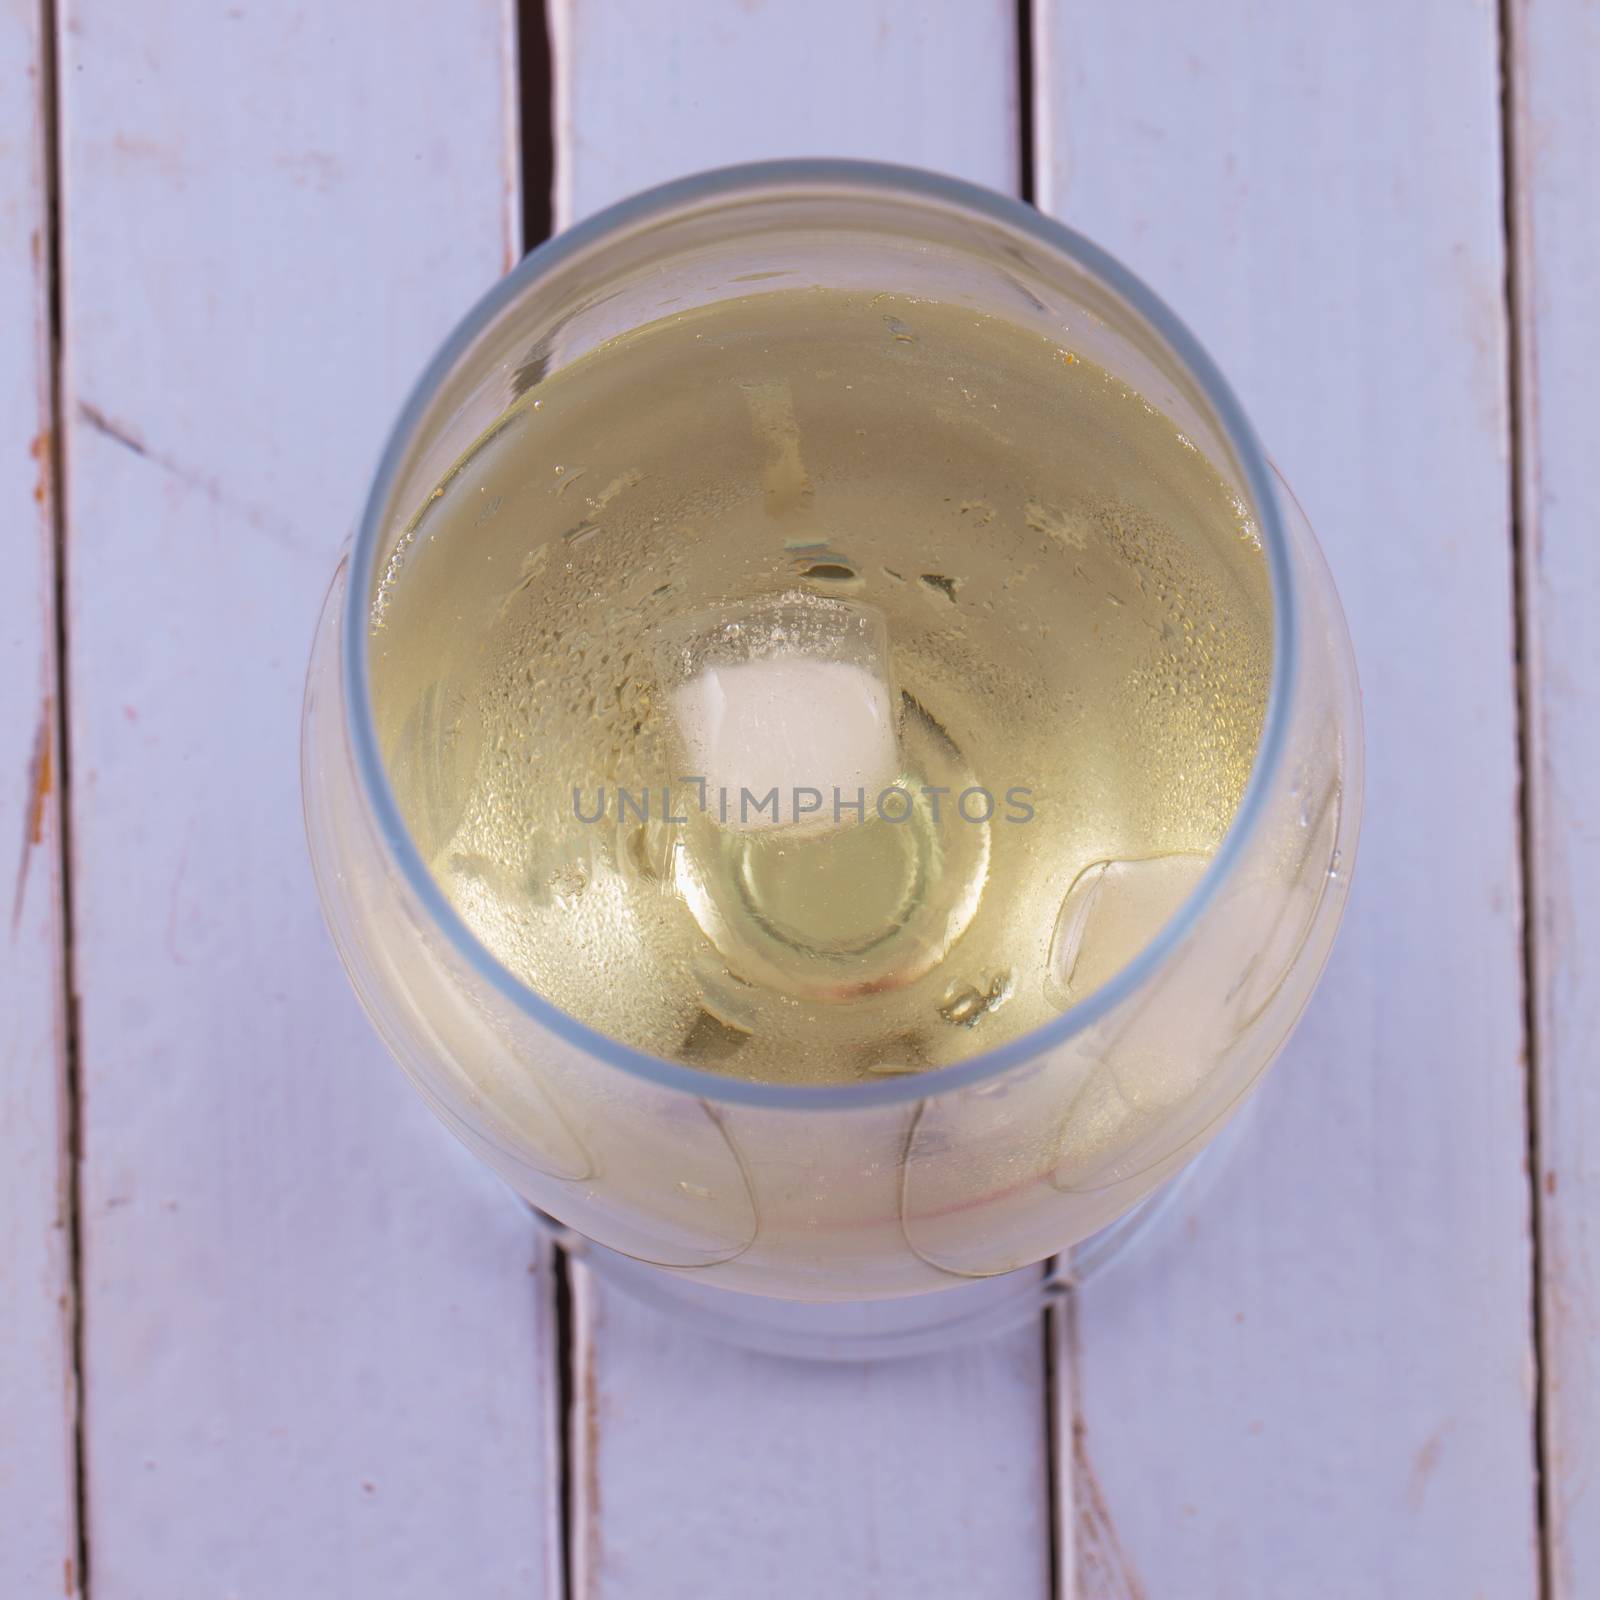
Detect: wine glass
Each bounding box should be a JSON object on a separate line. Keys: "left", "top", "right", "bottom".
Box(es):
{"left": 302, "top": 162, "right": 1360, "bottom": 1357}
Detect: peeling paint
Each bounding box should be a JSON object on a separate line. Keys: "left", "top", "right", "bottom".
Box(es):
{"left": 30, "top": 428, "right": 50, "bottom": 506}
{"left": 11, "top": 703, "right": 52, "bottom": 936}
{"left": 1073, "top": 1413, "right": 1149, "bottom": 1600}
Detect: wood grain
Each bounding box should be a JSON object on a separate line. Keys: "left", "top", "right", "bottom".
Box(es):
{"left": 0, "top": 0, "right": 79, "bottom": 1593}
{"left": 554, "top": 4, "right": 1051, "bottom": 1596}
{"left": 57, "top": 4, "right": 560, "bottom": 1594}
{"left": 1506, "top": 0, "right": 1600, "bottom": 1591}
{"left": 1038, "top": 2, "right": 1541, "bottom": 1593}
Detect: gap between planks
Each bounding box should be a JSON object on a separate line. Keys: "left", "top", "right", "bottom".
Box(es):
{"left": 515, "top": 4, "right": 577, "bottom": 1597}
{"left": 38, "top": 0, "right": 91, "bottom": 1591}
{"left": 1497, "top": 0, "right": 1554, "bottom": 1592}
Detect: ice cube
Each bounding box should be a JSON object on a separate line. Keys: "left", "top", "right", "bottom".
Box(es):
{"left": 665, "top": 594, "right": 898, "bottom": 832}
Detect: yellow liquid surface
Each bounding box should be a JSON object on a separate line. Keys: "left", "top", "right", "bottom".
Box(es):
{"left": 371, "top": 288, "right": 1271, "bottom": 1085}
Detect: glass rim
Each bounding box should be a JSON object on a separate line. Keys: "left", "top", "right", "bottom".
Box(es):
{"left": 342, "top": 157, "right": 1300, "bottom": 1112}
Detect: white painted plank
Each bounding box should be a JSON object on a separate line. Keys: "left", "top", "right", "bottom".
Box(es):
{"left": 1040, "top": 3, "right": 1540, "bottom": 1594}
{"left": 554, "top": 0, "right": 1018, "bottom": 222}
{"left": 571, "top": 1276, "right": 1051, "bottom": 1600}
{"left": 1507, "top": 1, "right": 1600, "bottom": 1591}
{"left": 0, "top": 2, "right": 78, "bottom": 1595}
{"left": 58, "top": 4, "right": 560, "bottom": 1595}
{"left": 554, "top": 5, "right": 1051, "bottom": 1597}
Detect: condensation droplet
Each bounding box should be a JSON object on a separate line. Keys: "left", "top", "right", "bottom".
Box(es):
{"left": 547, "top": 859, "right": 590, "bottom": 905}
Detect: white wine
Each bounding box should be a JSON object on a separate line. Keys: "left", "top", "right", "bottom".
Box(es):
{"left": 371, "top": 288, "right": 1271, "bottom": 1087}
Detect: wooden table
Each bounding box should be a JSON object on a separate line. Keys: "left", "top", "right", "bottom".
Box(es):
{"left": 4, "top": 3, "right": 1592, "bottom": 1594}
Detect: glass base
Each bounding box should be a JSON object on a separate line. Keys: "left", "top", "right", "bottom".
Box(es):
{"left": 527, "top": 1102, "right": 1250, "bottom": 1361}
